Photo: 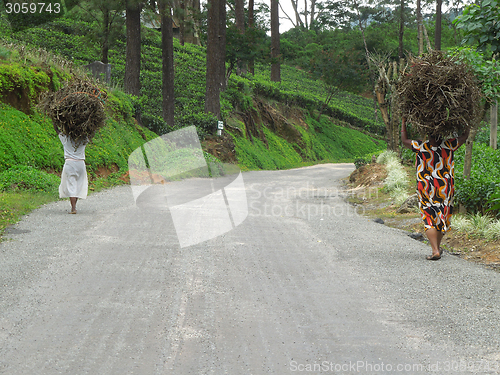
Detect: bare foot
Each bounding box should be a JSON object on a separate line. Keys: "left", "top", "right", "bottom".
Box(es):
{"left": 426, "top": 253, "right": 441, "bottom": 260}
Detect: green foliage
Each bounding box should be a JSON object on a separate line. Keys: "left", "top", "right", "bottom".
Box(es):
{"left": 307, "top": 115, "right": 385, "bottom": 160}
{"left": 225, "top": 25, "right": 268, "bottom": 80}
{"left": 0, "top": 104, "right": 62, "bottom": 171}
{"left": 453, "top": 0, "right": 500, "bottom": 54}
{"left": 0, "top": 165, "right": 59, "bottom": 193}
{"left": 451, "top": 47, "right": 500, "bottom": 102}
{"left": 233, "top": 115, "right": 385, "bottom": 171}
{"left": 486, "top": 191, "right": 500, "bottom": 215}
{"left": 225, "top": 75, "right": 254, "bottom": 112}
{"left": 233, "top": 136, "right": 280, "bottom": 171}
{"left": 232, "top": 126, "right": 305, "bottom": 171}
{"left": 454, "top": 143, "right": 500, "bottom": 213}
{"left": 0, "top": 45, "right": 11, "bottom": 59}
{"left": 7, "top": 17, "right": 99, "bottom": 66}
{"left": 252, "top": 65, "right": 385, "bottom": 135}
{"left": 282, "top": 18, "right": 461, "bottom": 94}
{"left": 108, "top": 34, "right": 231, "bottom": 136}
{"left": 0, "top": 63, "right": 51, "bottom": 101}
{"left": 309, "top": 47, "right": 369, "bottom": 93}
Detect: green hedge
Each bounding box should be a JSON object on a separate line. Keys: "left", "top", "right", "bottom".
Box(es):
{"left": 0, "top": 165, "right": 59, "bottom": 193}
{"left": 455, "top": 143, "right": 500, "bottom": 213}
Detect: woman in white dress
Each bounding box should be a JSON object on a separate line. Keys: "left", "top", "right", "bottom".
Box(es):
{"left": 54, "top": 123, "right": 89, "bottom": 214}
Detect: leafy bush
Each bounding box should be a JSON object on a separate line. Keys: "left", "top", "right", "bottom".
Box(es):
{"left": 454, "top": 143, "right": 500, "bottom": 213}
{"left": 9, "top": 18, "right": 99, "bottom": 65}
{"left": 0, "top": 63, "right": 51, "bottom": 102}
{"left": 0, "top": 166, "right": 60, "bottom": 194}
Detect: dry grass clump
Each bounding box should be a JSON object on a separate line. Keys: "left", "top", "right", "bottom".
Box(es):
{"left": 397, "top": 50, "right": 482, "bottom": 137}
{"left": 38, "top": 78, "right": 107, "bottom": 147}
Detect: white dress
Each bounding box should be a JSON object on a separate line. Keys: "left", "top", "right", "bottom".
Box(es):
{"left": 58, "top": 134, "right": 88, "bottom": 199}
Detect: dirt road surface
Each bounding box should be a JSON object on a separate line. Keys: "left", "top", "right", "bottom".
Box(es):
{"left": 1, "top": 164, "right": 499, "bottom": 374}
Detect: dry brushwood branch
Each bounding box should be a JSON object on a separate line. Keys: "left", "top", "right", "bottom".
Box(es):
{"left": 397, "top": 50, "right": 483, "bottom": 138}
{"left": 38, "top": 78, "right": 108, "bottom": 148}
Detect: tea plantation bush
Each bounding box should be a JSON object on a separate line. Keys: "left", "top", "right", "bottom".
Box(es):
{"left": 0, "top": 165, "right": 60, "bottom": 194}
{"left": 454, "top": 142, "right": 500, "bottom": 214}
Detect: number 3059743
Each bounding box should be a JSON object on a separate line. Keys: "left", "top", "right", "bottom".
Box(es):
{"left": 5, "top": 3, "right": 61, "bottom": 14}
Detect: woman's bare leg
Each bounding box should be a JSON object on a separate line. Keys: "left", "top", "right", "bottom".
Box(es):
{"left": 70, "top": 197, "right": 78, "bottom": 213}
{"left": 425, "top": 228, "right": 443, "bottom": 259}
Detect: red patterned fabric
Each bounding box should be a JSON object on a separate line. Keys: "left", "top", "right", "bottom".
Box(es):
{"left": 411, "top": 138, "right": 460, "bottom": 233}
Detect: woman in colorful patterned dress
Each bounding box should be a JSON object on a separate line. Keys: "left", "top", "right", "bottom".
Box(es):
{"left": 401, "top": 118, "right": 470, "bottom": 260}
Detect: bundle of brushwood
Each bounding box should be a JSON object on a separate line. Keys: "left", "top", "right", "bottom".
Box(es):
{"left": 397, "top": 50, "right": 482, "bottom": 137}
{"left": 38, "top": 78, "right": 107, "bottom": 147}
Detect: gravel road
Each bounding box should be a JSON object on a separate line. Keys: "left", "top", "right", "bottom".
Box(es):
{"left": 1, "top": 163, "right": 499, "bottom": 375}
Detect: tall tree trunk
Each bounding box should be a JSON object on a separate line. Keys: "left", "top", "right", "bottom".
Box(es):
{"left": 373, "top": 60, "right": 402, "bottom": 154}
{"left": 218, "top": 0, "right": 227, "bottom": 90}
{"left": 160, "top": 0, "right": 175, "bottom": 128}
{"left": 398, "top": 0, "right": 404, "bottom": 60}
{"left": 417, "top": 0, "right": 424, "bottom": 55}
{"left": 248, "top": 0, "right": 254, "bottom": 74}
{"left": 435, "top": 0, "right": 442, "bottom": 50}
{"left": 270, "top": 0, "right": 280, "bottom": 82}
{"left": 235, "top": 0, "right": 246, "bottom": 75}
{"left": 422, "top": 21, "right": 433, "bottom": 51}
{"left": 205, "top": 0, "right": 221, "bottom": 119}
{"left": 235, "top": 0, "right": 244, "bottom": 35}
{"left": 491, "top": 99, "right": 498, "bottom": 150}
{"left": 463, "top": 126, "right": 478, "bottom": 179}
{"left": 102, "top": 8, "right": 110, "bottom": 64}
{"left": 179, "top": 0, "right": 185, "bottom": 45}
{"left": 310, "top": 0, "right": 316, "bottom": 29}
{"left": 304, "top": 0, "right": 308, "bottom": 29}
{"left": 352, "top": 0, "right": 370, "bottom": 66}
{"left": 290, "top": 0, "right": 304, "bottom": 28}
{"left": 124, "top": 0, "right": 142, "bottom": 96}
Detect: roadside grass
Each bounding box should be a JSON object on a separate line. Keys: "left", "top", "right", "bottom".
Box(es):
{"left": 0, "top": 190, "right": 56, "bottom": 238}
{"left": 376, "top": 150, "right": 410, "bottom": 205}
{"left": 452, "top": 213, "right": 500, "bottom": 241}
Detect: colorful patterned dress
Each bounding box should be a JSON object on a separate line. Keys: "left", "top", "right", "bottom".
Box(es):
{"left": 411, "top": 139, "right": 460, "bottom": 233}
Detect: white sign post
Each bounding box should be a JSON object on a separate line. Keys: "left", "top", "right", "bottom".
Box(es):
{"left": 217, "top": 121, "right": 224, "bottom": 136}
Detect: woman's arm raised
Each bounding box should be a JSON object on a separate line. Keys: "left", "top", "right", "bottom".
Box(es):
{"left": 401, "top": 118, "right": 413, "bottom": 149}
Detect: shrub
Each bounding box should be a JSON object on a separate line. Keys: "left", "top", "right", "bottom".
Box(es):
{"left": 454, "top": 143, "right": 500, "bottom": 214}
{"left": 0, "top": 166, "right": 60, "bottom": 194}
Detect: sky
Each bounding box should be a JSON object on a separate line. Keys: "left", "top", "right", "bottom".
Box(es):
{"left": 262, "top": 0, "right": 453, "bottom": 33}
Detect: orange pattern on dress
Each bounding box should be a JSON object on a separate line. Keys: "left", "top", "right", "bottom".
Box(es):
{"left": 411, "top": 138, "right": 460, "bottom": 233}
